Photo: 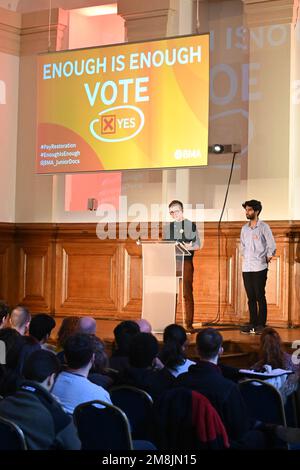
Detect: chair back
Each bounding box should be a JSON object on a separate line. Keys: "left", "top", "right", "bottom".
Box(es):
{"left": 110, "top": 385, "right": 153, "bottom": 440}
{"left": 0, "top": 416, "right": 27, "bottom": 450}
{"left": 239, "top": 379, "right": 286, "bottom": 425}
{"left": 153, "top": 387, "right": 229, "bottom": 450}
{"left": 73, "top": 400, "right": 133, "bottom": 450}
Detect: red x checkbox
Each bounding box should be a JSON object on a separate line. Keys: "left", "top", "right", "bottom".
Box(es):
{"left": 101, "top": 115, "right": 116, "bottom": 134}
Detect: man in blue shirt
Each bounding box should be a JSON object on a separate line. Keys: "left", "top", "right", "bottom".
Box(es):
{"left": 240, "top": 200, "right": 276, "bottom": 335}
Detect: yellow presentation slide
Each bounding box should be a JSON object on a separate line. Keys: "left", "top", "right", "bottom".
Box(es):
{"left": 36, "top": 34, "right": 209, "bottom": 174}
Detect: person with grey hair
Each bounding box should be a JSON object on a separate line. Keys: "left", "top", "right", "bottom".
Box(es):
{"left": 135, "top": 318, "right": 152, "bottom": 334}
{"left": 9, "top": 305, "right": 31, "bottom": 335}
{"left": 78, "top": 316, "right": 97, "bottom": 335}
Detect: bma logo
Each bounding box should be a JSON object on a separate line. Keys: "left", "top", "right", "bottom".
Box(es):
{"left": 0, "top": 340, "right": 6, "bottom": 364}
{"left": 0, "top": 80, "right": 6, "bottom": 105}
{"left": 90, "top": 105, "right": 145, "bottom": 143}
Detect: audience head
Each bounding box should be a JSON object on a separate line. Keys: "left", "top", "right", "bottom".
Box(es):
{"left": 129, "top": 333, "right": 159, "bottom": 368}
{"left": 64, "top": 333, "right": 95, "bottom": 373}
{"left": 78, "top": 316, "right": 96, "bottom": 335}
{"left": 196, "top": 328, "right": 223, "bottom": 363}
{"left": 10, "top": 305, "right": 31, "bottom": 335}
{"left": 0, "top": 300, "right": 10, "bottom": 328}
{"left": 29, "top": 314, "right": 56, "bottom": 344}
{"left": 57, "top": 316, "right": 80, "bottom": 349}
{"left": 89, "top": 335, "right": 109, "bottom": 373}
{"left": 0, "top": 327, "right": 24, "bottom": 369}
{"left": 23, "top": 350, "right": 60, "bottom": 391}
{"left": 257, "top": 327, "right": 285, "bottom": 369}
{"left": 113, "top": 320, "right": 140, "bottom": 355}
{"left": 160, "top": 324, "right": 187, "bottom": 369}
{"left": 135, "top": 318, "right": 152, "bottom": 334}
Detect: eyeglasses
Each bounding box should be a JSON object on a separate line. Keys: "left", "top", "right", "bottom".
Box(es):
{"left": 169, "top": 210, "right": 181, "bottom": 215}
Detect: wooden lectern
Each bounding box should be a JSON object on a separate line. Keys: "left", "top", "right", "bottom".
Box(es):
{"left": 138, "top": 240, "right": 190, "bottom": 333}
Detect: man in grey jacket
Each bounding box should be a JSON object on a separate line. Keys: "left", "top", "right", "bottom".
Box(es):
{"left": 0, "top": 350, "right": 81, "bottom": 450}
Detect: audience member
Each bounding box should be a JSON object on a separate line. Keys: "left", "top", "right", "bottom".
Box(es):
{"left": 52, "top": 333, "right": 112, "bottom": 414}
{"left": 109, "top": 320, "right": 140, "bottom": 373}
{"left": 78, "top": 316, "right": 97, "bottom": 335}
{"left": 0, "top": 300, "right": 10, "bottom": 328}
{"left": 0, "top": 350, "right": 81, "bottom": 449}
{"left": 9, "top": 305, "right": 31, "bottom": 335}
{"left": 56, "top": 316, "right": 81, "bottom": 363}
{"left": 250, "top": 327, "right": 300, "bottom": 402}
{"left": 121, "top": 332, "right": 175, "bottom": 400}
{"left": 159, "top": 324, "right": 195, "bottom": 377}
{"left": 88, "top": 335, "right": 114, "bottom": 389}
{"left": 175, "top": 328, "right": 259, "bottom": 444}
{"left": 29, "top": 314, "right": 56, "bottom": 352}
{"left": 0, "top": 328, "right": 24, "bottom": 396}
{"left": 135, "top": 318, "right": 152, "bottom": 334}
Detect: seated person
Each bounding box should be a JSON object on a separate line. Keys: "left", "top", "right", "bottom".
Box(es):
{"left": 88, "top": 335, "right": 115, "bottom": 389}
{"left": 9, "top": 305, "right": 31, "bottom": 336}
{"left": 29, "top": 313, "right": 56, "bottom": 352}
{"left": 109, "top": 320, "right": 140, "bottom": 373}
{"left": 250, "top": 327, "right": 300, "bottom": 403}
{"left": 175, "top": 328, "right": 259, "bottom": 444}
{"left": 0, "top": 328, "right": 24, "bottom": 396}
{"left": 135, "top": 319, "right": 152, "bottom": 334}
{"left": 120, "top": 332, "right": 175, "bottom": 400}
{"left": 159, "top": 323, "right": 195, "bottom": 377}
{"left": 55, "top": 316, "right": 80, "bottom": 357}
{"left": 52, "top": 333, "right": 112, "bottom": 414}
{"left": 0, "top": 300, "right": 10, "bottom": 329}
{"left": 0, "top": 350, "right": 81, "bottom": 449}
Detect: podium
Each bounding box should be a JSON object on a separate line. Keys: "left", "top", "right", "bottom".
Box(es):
{"left": 138, "top": 240, "right": 190, "bottom": 333}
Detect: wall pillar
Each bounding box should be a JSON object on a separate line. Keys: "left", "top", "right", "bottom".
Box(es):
{"left": 0, "top": 7, "right": 21, "bottom": 222}
{"left": 242, "top": 0, "right": 298, "bottom": 219}
{"left": 15, "top": 9, "right": 69, "bottom": 222}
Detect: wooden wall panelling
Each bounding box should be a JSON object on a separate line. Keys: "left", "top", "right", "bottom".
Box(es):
{"left": 288, "top": 228, "right": 300, "bottom": 326}
{"left": 54, "top": 231, "right": 120, "bottom": 317}
{"left": 14, "top": 224, "right": 55, "bottom": 313}
{"left": 0, "top": 221, "right": 299, "bottom": 327}
{"left": 0, "top": 223, "right": 15, "bottom": 305}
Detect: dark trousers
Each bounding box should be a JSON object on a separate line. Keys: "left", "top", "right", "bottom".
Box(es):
{"left": 242, "top": 269, "right": 268, "bottom": 327}
{"left": 183, "top": 258, "right": 194, "bottom": 328}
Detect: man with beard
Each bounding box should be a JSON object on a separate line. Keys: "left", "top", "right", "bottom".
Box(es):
{"left": 240, "top": 200, "right": 276, "bottom": 335}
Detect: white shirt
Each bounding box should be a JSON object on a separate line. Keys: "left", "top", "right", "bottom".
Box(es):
{"left": 52, "top": 370, "right": 112, "bottom": 415}
{"left": 168, "top": 358, "right": 196, "bottom": 378}
{"left": 240, "top": 220, "right": 276, "bottom": 272}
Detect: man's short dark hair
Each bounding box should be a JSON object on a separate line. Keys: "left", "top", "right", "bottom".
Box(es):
{"left": 168, "top": 200, "right": 183, "bottom": 211}
{"left": 64, "top": 333, "right": 94, "bottom": 369}
{"left": 113, "top": 320, "right": 140, "bottom": 355}
{"left": 29, "top": 314, "right": 56, "bottom": 341}
{"left": 129, "top": 333, "right": 158, "bottom": 368}
{"left": 242, "top": 199, "right": 262, "bottom": 215}
{"left": 23, "top": 350, "right": 60, "bottom": 383}
{"left": 0, "top": 300, "right": 10, "bottom": 322}
{"left": 196, "top": 328, "right": 223, "bottom": 359}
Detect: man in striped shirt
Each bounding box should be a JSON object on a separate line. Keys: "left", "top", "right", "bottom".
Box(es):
{"left": 240, "top": 200, "right": 276, "bottom": 335}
